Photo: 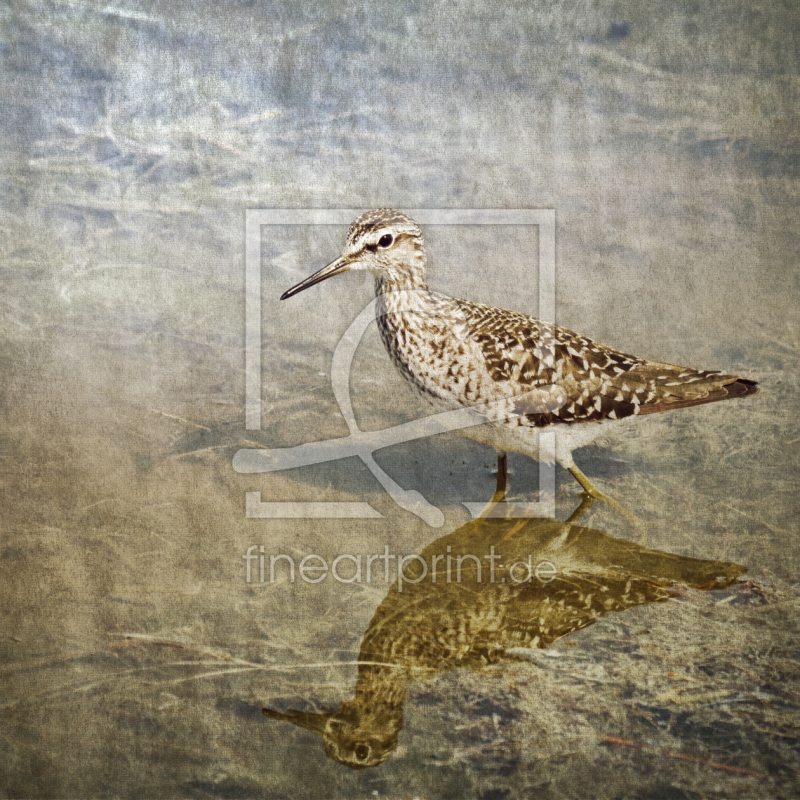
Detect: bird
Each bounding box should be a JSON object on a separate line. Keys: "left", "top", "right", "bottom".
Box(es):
{"left": 280, "top": 209, "right": 758, "bottom": 512}
{"left": 262, "top": 499, "right": 746, "bottom": 768}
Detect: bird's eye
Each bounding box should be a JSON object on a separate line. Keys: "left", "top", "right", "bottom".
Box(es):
{"left": 378, "top": 233, "right": 393, "bottom": 248}
{"left": 354, "top": 743, "right": 371, "bottom": 762}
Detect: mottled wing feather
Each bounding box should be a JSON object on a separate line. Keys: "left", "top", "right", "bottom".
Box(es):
{"left": 456, "top": 298, "right": 758, "bottom": 427}
{"left": 635, "top": 376, "right": 759, "bottom": 415}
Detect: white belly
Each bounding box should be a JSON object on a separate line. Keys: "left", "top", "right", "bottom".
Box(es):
{"left": 456, "top": 414, "right": 650, "bottom": 469}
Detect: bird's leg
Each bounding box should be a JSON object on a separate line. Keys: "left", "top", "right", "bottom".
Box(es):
{"left": 477, "top": 451, "right": 509, "bottom": 520}
{"left": 490, "top": 450, "right": 508, "bottom": 504}
{"left": 546, "top": 492, "right": 596, "bottom": 548}
{"left": 565, "top": 492, "right": 595, "bottom": 525}
{"left": 566, "top": 464, "right": 600, "bottom": 497}
{"left": 567, "top": 464, "right": 642, "bottom": 525}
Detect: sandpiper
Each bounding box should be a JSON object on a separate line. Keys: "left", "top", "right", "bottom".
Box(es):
{"left": 281, "top": 209, "right": 758, "bottom": 510}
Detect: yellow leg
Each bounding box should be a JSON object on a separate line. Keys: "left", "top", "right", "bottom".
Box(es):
{"left": 477, "top": 452, "right": 509, "bottom": 519}
{"left": 545, "top": 492, "right": 597, "bottom": 547}
{"left": 565, "top": 492, "right": 596, "bottom": 525}
{"left": 490, "top": 451, "right": 508, "bottom": 504}
{"left": 567, "top": 464, "right": 643, "bottom": 526}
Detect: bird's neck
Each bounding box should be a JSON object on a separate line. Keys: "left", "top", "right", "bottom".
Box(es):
{"left": 374, "top": 255, "right": 433, "bottom": 317}
{"left": 373, "top": 246, "right": 428, "bottom": 295}
{"left": 374, "top": 279, "right": 437, "bottom": 325}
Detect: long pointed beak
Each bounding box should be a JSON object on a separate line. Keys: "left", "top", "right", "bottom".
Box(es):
{"left": 262, "top": 707, "right": 332, "bottom": 733}
{"left": 280, "top": 256, "right": 351, "bottom": 300}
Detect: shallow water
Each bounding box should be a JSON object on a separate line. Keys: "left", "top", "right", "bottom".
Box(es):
{"left": 0, "top": 1, "right": 798, "bottom": 797}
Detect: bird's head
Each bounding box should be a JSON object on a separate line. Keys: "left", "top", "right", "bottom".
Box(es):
{"left": 262, "top": 695, "right": 403, "bottom": 770}
{"left": 280, "top": 209, "right": 426, "bottom": 299}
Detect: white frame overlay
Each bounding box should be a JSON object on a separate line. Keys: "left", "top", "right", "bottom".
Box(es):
{"left": 235, "top": 209, "right": 556, "bottom": 525}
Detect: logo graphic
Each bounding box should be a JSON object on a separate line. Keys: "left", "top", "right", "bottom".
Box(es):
{"left": 234, "top": 210, "right": 556, "bottom": 526}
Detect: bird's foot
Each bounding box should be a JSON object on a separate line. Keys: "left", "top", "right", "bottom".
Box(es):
{"left": 565, "top": 492, "right": 596, "bottom": 525}
{"left": 567, "top": 465, "right": 646, "bottom": 532}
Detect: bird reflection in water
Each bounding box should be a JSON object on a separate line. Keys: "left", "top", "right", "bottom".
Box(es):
{"left": 262, "top": 496, "right": 745, "bottom": 769}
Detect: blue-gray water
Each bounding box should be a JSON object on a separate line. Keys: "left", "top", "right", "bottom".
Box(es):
{"left": 0, "top": 1, "right": 798, "bottom": 797}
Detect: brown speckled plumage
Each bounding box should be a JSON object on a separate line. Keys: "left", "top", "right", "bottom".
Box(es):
{"left": 281, "top": 209, "right": 759, "bottom": 489}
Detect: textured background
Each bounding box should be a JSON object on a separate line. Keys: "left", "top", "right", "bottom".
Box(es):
{"left": 0, "top": 1, "right": 798, "bottom": 797}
